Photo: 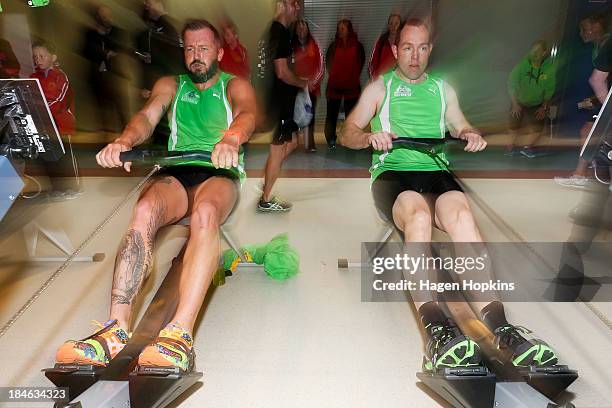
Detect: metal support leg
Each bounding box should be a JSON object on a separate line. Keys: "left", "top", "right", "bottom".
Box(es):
{"left": 338, "top": 224, "right": 395, "bottom": 269}
{"left": 22, "top": 221, "right": 104, "bottom": 262}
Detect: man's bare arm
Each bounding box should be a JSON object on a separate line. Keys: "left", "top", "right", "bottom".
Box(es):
{"left": 115, "top": 76, "right": 177, "bottom": 147}
{"left": 224, "top": 77, "right": 257, "bottom": 145}
{"left": 274, "top": 58, "right": 308, "bottom": 88}
{"left": 96, "top": 76, "right": 176, "bottom": 171}
{"left": 589, "top": 69, "right": 609, "bottom": 105}
{"left": 212, "top": 77, "right": 257, "bottom": 169}
{"left": 444, "top": 82, "right": 472, "bottom": 137}
{"left": 340, "top": 78, "right": 389, "bottom": 150}
{"left": 444, "top": 82, "right": 486, "bottom": 152}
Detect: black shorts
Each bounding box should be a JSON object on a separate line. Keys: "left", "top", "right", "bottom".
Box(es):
{"left": 272, "top": 118, "right": 299, "bottom": 145}
{"left": 267, "top": 88, "right": 298, "bottom": 145}
{"left": 576, "top": 108, "right": 597, "bottom": 125}
{"left": 371, "top": 170, "right": 463, "bottom": 223}
{"left": 509, "top": 105, "right": 546, "bottom": 132}
{"left": 156, "top": 165, "right": 239, "bottom": 191}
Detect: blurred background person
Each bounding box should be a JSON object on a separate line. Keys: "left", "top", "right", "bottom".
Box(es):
{"left": 135, "top": 0, "right": 183, "bottom": 97}
{"left": 82, "top": 4, "right": 131, "bottom": 134}
{"left": 219, "top": 19, "right": 250, "bottom": 79}
{"left": 30, "top": 40, "right": 81, "bottom": 199}
{"left": 324, "top": 18, "right": 364, "bottom": 150}
{"left": 0, "top": 37, "right": 20, "bottom": 78}
{"left": 556, "top": 14, "right": 611, "bottom": 188}
{"left": 506, "top": 40, "right": 557, "bottom": 158}
{"left": 135, "top": 0, "right": 183, "bottom": 147}
{"left": 292, "top": 18, "right": 323, "bottom": 152}
{"left": 257, "top": 0, "right": 308, "bottom": 212}
{"left": 368, "top": 13, "right": 401, "bottom": 80}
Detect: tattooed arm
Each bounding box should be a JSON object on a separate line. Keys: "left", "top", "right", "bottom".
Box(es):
{"left": 96, "top": 76, "right": 177, "bottom": 172}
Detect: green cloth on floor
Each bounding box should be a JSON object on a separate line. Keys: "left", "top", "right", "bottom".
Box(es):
{"left": 222, "top": 234, "right": 299, "bottom": 280}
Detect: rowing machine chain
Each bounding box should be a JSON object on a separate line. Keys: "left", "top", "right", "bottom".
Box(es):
{"left": 0, "top": 165, "right": 161, "bottom": 339}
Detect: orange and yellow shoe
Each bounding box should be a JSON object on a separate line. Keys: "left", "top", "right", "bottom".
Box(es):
{"left": 55, "top": 319, "right": 129, "bottom": 366}
{"left": 137, "top": 323, "right": 194, "bottom": 372}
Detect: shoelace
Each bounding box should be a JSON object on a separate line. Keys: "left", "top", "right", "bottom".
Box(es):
{"left": 162, "top": 323, "right": 193, "bottom": 347}
{"left": 91, "top": 320, "right": 110, "bottom": 330}
{"left": 263, "top": 197, "right": 290, "bottom": 208}
{"left": 494, "top": 324, "right": 531, "bottom": 349}
{"left": 89, "top": 319, "right": 130, "bottom": 340}
{"left": 428, "top": 320, "right": 458, "bottom": 358}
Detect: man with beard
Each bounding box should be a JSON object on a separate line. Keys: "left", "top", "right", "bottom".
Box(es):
{"left": 55, "top": 19, "right": 256, "bottom": 372}
{"left": 341, "top": 19, "right": 560, "bottom": 372}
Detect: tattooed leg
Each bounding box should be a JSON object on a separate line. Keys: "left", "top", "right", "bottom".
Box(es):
{"left": 109, "top": 191, "right": 169, "bottom": 330}
{"left": 111, "top": 229, "right": 148, "bottom": 306}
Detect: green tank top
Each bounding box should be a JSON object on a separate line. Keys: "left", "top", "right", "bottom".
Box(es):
{"left": 370, "top": 71, "right": 449, "bottom": 181}
{"left": 168, "top": 71, "right": 245, "bottom": 180}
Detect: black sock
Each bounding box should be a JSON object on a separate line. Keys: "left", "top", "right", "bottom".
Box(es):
{"left": 480, "top": 301, "right": 509, "bottom": 332}
{"left": 419, "top": 302, "right": 447, "bottom": 337}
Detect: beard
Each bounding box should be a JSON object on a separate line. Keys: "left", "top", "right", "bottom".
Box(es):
{"left": 187, "top": 60, "right": 218, "bottom": 84}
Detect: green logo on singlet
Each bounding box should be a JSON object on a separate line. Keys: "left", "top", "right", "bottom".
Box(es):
{"left": 394, "top": 85, "right": 412, "bottom": 97}
{"left": 181, "top": 90, "right": 200, "bottom": 104}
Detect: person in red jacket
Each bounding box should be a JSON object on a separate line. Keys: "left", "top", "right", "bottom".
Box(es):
{"left": 31, "top": 41, "right": 75, "bottom": 135}
{"left": 325, "top": 19, "right": 365, "bottom": 149}
{"left": 368, "top": 13, "right": 401, "bottom": 79}
{"left": 219, "top": 21, "right": 250, "bottom": 79}
{"left": 30, "top": 40, "right": 81, "bottom": 198}
{"left": 292, "top": 19, "right": 324, "bottom": 151}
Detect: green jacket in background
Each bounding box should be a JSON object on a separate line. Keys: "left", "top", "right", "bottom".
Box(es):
{"left": 507, "top": 55, "right": 557, "bottom": 107}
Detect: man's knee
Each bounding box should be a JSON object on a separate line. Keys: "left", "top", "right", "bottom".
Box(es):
{"left": 288, "top": 136, "right": 298, "bottom": 152}
{"left": 190, "top": 201, "right": 221, "bottom": 232}
{"left": 269, "top": 144, "right": 285, "bottom": 159}
{"left": 132, "top": 197, "right": 156, "bottom": 226}
{"left": 445, "top": 205, "right": 477, "bottom": 232}
{"left": 282, "top": 138, "right": 298, "bottom": 158}
{"left": 394, "top": 196, "right": 431, "bottom": 231}
{"left": 404, "top": 208, "right": 432, "bottom": 231}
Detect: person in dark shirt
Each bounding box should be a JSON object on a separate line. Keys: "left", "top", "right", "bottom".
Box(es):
{"left": 0, "top": 38, "right": 20, "bottom": 78}
{"left": 590, "top": 19, "right": 612, "bottom": 101}
{"left": 135, "top": 0, "right": 183, "bottom": 96}
{"left": 83, "top": 5, "right": 131, "bottom": 132}
{"left": 555, "top": 14, "right": 612, "bottom": 188}
{"left": 257, "top": 0, "right": 310, "bottom": 212}
{"left": 135, "top": 0, "right": 183, "bottom": 146}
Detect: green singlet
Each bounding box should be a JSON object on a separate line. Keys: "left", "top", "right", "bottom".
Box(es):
{"left": 167, "top": 71, "right": 245, "bottom": 181}
{"left": 370, "top": 70, "right": 449, "bottom": 182}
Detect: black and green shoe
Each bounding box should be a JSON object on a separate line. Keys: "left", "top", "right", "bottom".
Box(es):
{"left": 424, "top": 320, "right": 482, "bottom": 372}
{"left": 493, "top": 324, "right": 558, "bottom": 368}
